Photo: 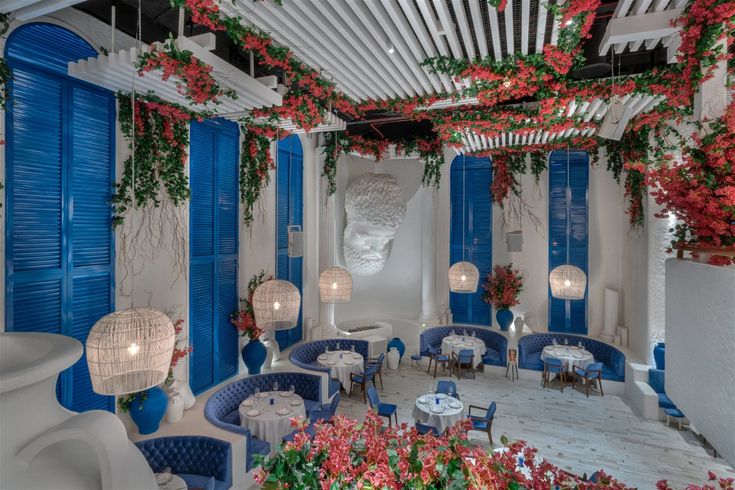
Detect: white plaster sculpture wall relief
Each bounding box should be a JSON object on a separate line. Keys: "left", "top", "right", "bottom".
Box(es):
{"left": 343, "top": 173, "right": 407, "bottom": 276}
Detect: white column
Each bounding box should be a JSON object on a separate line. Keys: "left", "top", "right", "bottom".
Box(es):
{"left": 318, "top": 172, "right": 337, "bottom": 339}
{"left": 419, "top": 187, "right": 439, "bottom": 325}
{"left": 694, "top": 38, "right": 728, "bottom": 122}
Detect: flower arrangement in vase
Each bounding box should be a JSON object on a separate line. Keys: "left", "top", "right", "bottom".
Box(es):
{"left": 482, "top": 263, "right": 524, "bottom": 331}
{"left": 232, "top": 270, "right": 271, "bottom": 374}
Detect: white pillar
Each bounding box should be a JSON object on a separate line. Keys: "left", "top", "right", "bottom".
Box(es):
{"left": 419, "top": 188, "right": 439, "bottom": 325}
{"left": 318, "top": 177, "right": 337, "bottom": 339}
{"left": 694, "top": 38, "right": 728, "bottom": 122}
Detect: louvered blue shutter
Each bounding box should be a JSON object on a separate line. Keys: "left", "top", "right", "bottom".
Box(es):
{"left": 548, "top": 150, "right": 589, "bottom": 333}
{"left": 450, "top": 156, "right": 492, "bottom": 325}
{"left": 5, "top": 23, "right": 114, "bottom": 412}
{"left": 190, "top": 119, "right": 239, "bottom": 395}
{"left": 274, "top": 135, "right": 303, "bottom": 349}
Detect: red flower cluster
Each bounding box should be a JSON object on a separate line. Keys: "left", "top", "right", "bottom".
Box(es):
{"left": 482, "top": 263, "right": 524, "bottom": 310}
{"left": 169, "top": 319, "right": 192, "bottom": 369}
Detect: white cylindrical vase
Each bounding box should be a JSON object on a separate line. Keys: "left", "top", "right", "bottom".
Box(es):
{"left": 165, "top": 391, "right": 184, "bottom": 423}
{"left": 386, "top": 348, "right": 400, "bottom": 370}
{"left": 170, "top": 379, "right": 195, "bottom": 410}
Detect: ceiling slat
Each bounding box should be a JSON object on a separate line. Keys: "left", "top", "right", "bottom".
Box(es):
{"left": 434, "top": 0, "right": 465, "bottom": 58}
{"left": 504, "top": 0, "right": 515, "bottom": 55}
{"left": 468, "top": 0, "right": 489, "bottom": 58}
{"left": 521, "top": 0, "right": 531, "bottom": 55}
{"left": 451, "top": 0, "right": 477, "bottom": 60}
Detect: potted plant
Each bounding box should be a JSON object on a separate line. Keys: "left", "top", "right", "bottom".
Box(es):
{"left": 232, "top": 270, "right": 270, "bottom": 374}
{"left": 482, "top": 263, "right": 524, "bottom": 331}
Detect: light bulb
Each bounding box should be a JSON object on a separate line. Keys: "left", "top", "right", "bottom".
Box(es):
{"left": 564, "top": 279, "right": 571, "bottom": 287}
{"left": 273, "top": 301, "right": 281, "bottom": 310}
{"left": 387, "top": 44, "right": 395, "bottom": 54}
{"left": 332, "top": 282, "right": 338, "bottom": 290}
{"left": 128, "top": 342, "right": 140, "bottom": 356}
{"left": 565, "top": 19, "right": 573, "bottom": 26}
{"left": 461, "top": 274, "right": 467, "bottom": 282}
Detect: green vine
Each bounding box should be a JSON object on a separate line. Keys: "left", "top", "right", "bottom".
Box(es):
{"left": 239, "top": 121, "right": 277, "bottom": 227}
{"left": 0, "top": 13, "right": 11, "bottom": 109}
{"left": 112, "top": 93, "right": 193, "bottom": 227}
{"left": 117, "top": 390, "right": 148, "bottom": 413}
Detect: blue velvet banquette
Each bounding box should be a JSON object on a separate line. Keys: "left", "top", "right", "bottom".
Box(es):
{"left": 289, "top": 339, "right": 370, "bottom": 396}
{"left": 419, "top": 326, "right": 508, "bottom": 367}
{"left": 517, "top": 333, "right": 626, "bottom": 381}
{"left": 204, "top": 372, "right": 323, "bottom": 470}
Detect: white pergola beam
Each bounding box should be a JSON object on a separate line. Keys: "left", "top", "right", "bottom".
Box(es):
{"left": 599, "top": 8, "right": 682, "bottom": 55}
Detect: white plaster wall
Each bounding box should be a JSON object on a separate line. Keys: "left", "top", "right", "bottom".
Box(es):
{"left": 333, "top": 154, "right": 425, "bottom": 326}
{"left": 665, "top": 259, "right": 735, "bottom": 467}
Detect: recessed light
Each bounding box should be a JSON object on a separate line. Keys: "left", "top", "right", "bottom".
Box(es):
{"left": 387, "top": 44, "right": 395, "bottom": 54}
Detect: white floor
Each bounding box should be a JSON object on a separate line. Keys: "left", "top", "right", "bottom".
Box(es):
{"left": 334, "top": 361, "right": 735, "bottom": 488}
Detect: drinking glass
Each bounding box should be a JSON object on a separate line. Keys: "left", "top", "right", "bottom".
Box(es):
{"left": 325, "top": 346, "right": 330, "bottom": 354}
{"left": 254, "top": 387, "right": 260, "bottom": 398}
{"left": 578, "top": 341, "right": 583, "bottom": 348}
{"left": 552, "top": 338, "right": 557, "bottom": 346}
{"left": 289, "top": 384, "right": 295, "bottom": 396}
{"left": 351, "top": 345, "right": 355, "bottom": 353}
{"left": 564, "top": 338, "right": 569, "bottom": 346}
{"left": 273, "top": 381, "right": 279, "bottom": 392}
{"left": 336, "top": 342, "right": 341, "bottom": 351}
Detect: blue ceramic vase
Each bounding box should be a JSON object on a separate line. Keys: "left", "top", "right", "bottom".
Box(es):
{"left": 496, "top": 308, "right": 514, "bottom": 331}
{"left": 387, "top": 337, "right": 405, "bottom": 361}
{"left": 653, "top": 342, "right": 665, "bottom": 370}
{"left": 242, "top": 338, "right": 267, "bottom": 374}
{"left": 129, "top": 386, "right": 168, "bottom": 435}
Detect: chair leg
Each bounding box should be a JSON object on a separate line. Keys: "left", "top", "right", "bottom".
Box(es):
{"left": 378, "top": 371, "right": 384, "bottom": 390}
{"left": 433, "top": 360, "right": 438, "bottom": 379}
{"left": 362, "top": 383, "right": 367, "bottom": 404}
{"left": 487, "top": 420, "right": 494, "bottom": 447}
{"left": 394, "top": 413, "right": 398, "bottom": 426}
{"left": 598, "top": 375, "right": 604, "bottom": 397}
{"left": 559, "top": 373, "right": 565, "bottom": 393}
{"left": 427, "top": 356, "right": 433, "bottom": 374}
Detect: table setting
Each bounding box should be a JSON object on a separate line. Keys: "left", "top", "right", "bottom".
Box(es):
{"left": 441, "top": 331, "right": 486, "bottom": 368}
{"left": 154, "top": 469, "right": 187, "bottom": 490}
{"left": 317, "top": 346, "right": 364, "bottom": 394}
{"left": 540, "top": 341, "right": 595, "bottom": 373}
{"left": 239, "top": 384, "right": 306, "bottom": 454}
{"left": 412, "top": 392, "right": 464, "bottom": 433}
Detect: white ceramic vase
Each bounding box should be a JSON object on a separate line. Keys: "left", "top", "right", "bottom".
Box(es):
{"left": 165, "top": 391, "right": 184, "bottom": 424}
{"left": 170, "top": 379, "right": 195, "bottom": 410}
{"left": 386, "top": 347, "right": 400, "bottom": 370}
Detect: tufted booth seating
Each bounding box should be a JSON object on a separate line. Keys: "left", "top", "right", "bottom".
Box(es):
{"left": 517, "top": 333, "right": 625, "bottom": 382}
{"left": 648, "top": 368, "right": 676, "bottom": 410}
{"left": 289, "top": 339, "right": 370, "bottom": 397}
{"left": 419, "top": 326, "right": 508, "bottom": 367}
{"left": 204, "top": 372, "right": 322, "bottom": 471}
{"left": 135, "top": 436, "right": 232, "bottom": 490}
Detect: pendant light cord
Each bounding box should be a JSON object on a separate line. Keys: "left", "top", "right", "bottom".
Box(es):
{"left": 128, "top": 0, "right": 142, "bottom": 308}
{"left": 462, "top": 154, "right": 467, "bottom": 263}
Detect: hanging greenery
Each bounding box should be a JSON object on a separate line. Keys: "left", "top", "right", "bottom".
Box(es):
{"left": 239, "top": 120, "right": 279, "bottom": 227}
{"left": 112, "top": 93, "right": 195, "bottom": 226}
{"left": 0, "top": 12, "right": 11, "bottom": 110}
{"left": 137, "top": 35, "right": 236, "bottom": 106}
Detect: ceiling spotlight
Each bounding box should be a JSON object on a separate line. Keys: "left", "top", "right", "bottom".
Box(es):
{"left": 387, "top": 43, "right": 395, "bottom": 54}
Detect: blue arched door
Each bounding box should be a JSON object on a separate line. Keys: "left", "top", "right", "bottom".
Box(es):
{"left": 275, "top": 134, "right": 303, "bottom": 349}
{"left": 449, "top": 155, "right": 492, "bottom": 325}
{"left": 4, "top": 23, "right": 116, "bottom": 412}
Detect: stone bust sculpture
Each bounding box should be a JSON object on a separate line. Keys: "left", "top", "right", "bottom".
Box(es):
{"left": 343, "top": 173, "right": 407, "bottom": 276}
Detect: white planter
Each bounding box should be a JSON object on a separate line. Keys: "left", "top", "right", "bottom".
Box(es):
{"left": 0, "top": 332, "right": 157, "bottom": 490}
{"left": 165, "top": 391, "right": 185, "bottom": 423}
{"left": 386, "top": 347, "right": 400, "bottom": 370}
{"left": 170, "top": 379, "right": 195, "bottom": 410}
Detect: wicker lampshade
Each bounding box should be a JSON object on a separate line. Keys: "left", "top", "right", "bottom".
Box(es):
{"left": 253, "top": 279, "right": 301, "bottom": 330}
{"left": 319, "top": 267, "right": 353, "bottom": 303}
{"left": 448, "top": 261, "right": 479, "bottom": 293}
{"left": 86, "top": 308, "right": 175, "bottom": 396}
{"left": 549, "top": 265, "right": 587, "bottom": 300}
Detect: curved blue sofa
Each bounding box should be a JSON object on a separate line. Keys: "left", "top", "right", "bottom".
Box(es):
{"left": 517, "top": 333, "right": 625, "bottom": 382}
{"left": 135, "top": 436, "right": 232, "bottom": 490}
{"left": 289, "top": 339, "right": 369, "bottom": 396}
{"left": 204, "top": 372, "right": 322, "bottom": 470}
{"left": 419, "top": 326, "right": 508, "bottom": 367}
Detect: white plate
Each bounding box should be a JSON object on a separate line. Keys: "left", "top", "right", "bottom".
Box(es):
{"left": 417, "top": 397, "right": 429, "bottom": 404}
{"left": 246, "top": 409, "right": 260, "bottom": 417}
{"left": 278, "top": 391, "right": 292, "bottom": 397}
{"left": 243, "top": 399, "right": 254, "bottom": 407}
{"left": 351, "top": 353, "right": 362, "bottom": 359}
{"left": 430, "top": 406, "right": 445, "bottom": 414}
{"left": 448, "top": 401, "right": 461, "bottom": 409}
{"left": 327, "top": 360, "right": 337, "bottom": 365}
{"left": 344, "top": 360, "right": 356, "bottom": 366}
{"left": 256, "top": 392, "right": 268, "bottom": 399}
{"left": 289, "top": 398, "right": 302, "bottom": 406}
{"left": 276, "top": 408, "right": 291, "bottom": 416}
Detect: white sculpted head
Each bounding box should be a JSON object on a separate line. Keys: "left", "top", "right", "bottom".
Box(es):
{"left": 343, "top": 173, "right": 407, "bottom": 276}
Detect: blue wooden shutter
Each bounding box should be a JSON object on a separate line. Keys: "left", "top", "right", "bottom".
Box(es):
{"left": 5, "top": 23, "right": 114, "bottom": 412}
{"left": 450, "top": 156, "right": 492, "bottom": 325}
{"left": 190, "top": 119, "right": 239, "bottom": 395}
{"left": 548, "top": 150, "right": 589, "bottom": 333}
{"left": 275, "top": 135, "right": 303, "bottom": 349}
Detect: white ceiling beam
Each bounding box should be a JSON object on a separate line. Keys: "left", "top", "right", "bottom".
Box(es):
{"left": 487, "top": 5, "right": 504, "bottom": 60}
{"left": 381, "top": 0, "right": 452, "bottom": 93}
{"left": 625, "top": 0, "right": 655, "bottom": 52}
{"left": 468, "top": 0, "right": 489, "bottom": 58}
{"left": 550, "top": 0, "right": 564, "bottom": 46}
{"left": 451, "top": 0, "right": 477, "bottom": 60}
{"left": 396, "top": 0, "right": 454, "bottom": 92}
{"left": 584, "top": 98, "right": 603, "bottom": 122}
{"left": 643, "top": 0, "right": 672, "bottom": 50}
{"left": 288, "top": 1, "right": 400, "bottom": 99}
{"left": 325, "top": 0, "right": 422, "bottom": 98}
{"left": 535, "top": 0, "right": 549, "bottom": 53}
{"left": 600, "top": 8, "right": 681, "bottom": 55}
{"left": 434, "top": 0, "right": 465, "bottom": 59}
{"left": 361, "top": 0, "right": 442, "bottom": 94}
{"left": 8, "top": 0, "right": 83, "bottom": 20}
{"left": 504, "top": 0, "right": 515, "bottom": 54}
{"left": 521, "top": 0, "right": 531, "bottom": 55}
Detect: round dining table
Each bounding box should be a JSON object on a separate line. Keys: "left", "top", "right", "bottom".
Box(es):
{"left": 317, "top": 350, "right": 363, "bottom": 394}
{"left": 412, "top": 393, "right": 464, "bottom": 433}
{"left": 540, "top": 345, "right": 595, "bottom": 372}
{"left": 154, "top": 473, "right": 187, "bottom": 490}
{"left": 441, "top": 335, "right": 486, "bottom": 368}
{"left": 239, "top": 391, "right": 306, "bottom": 454}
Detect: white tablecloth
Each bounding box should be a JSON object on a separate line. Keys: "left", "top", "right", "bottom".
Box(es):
{"left": 441, "top": 335, "right": 486, "bottom": 368}
{"left": 412, "top": 393, "right": 464, "bottom": 433}
{"left": 240, "top": 391, "right": 306, "bottom": 455}
{"left": 154, "top": 473, "right": 187, "bottom": 490}
{"left": 318, "top": 351, "right": 363, "bottom": 394}
{"left": 540, "top": 345, "right": 594, "bottom": 373}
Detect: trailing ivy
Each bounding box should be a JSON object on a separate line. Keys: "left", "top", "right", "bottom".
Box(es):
{"left": 0, "top": 13, "right": 11, "bottom": 109}
{"left": 239, "top": 120, "right": 278, "bottom": 226}
{"left": 112, "top": 92, "right": 193, "bottom": 226}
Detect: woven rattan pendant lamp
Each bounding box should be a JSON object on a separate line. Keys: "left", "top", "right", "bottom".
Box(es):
{"left": 319, "top": 267, "right": 352, "bottom": 303}
{"left": 86, "top": 1, "right": 175, "bottom": 396}
{"left": 448, "top": 154, "right": 479, "bottom": 293}
{"left": 253, "top": 279, "right": 302, "bottom": 330}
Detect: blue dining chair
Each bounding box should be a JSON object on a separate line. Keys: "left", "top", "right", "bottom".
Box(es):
{"left": 415, "top": 422, "right": 440, "bottom": 436}
{"left": 542, "top": 357, "right": 566, "bottom": 392}
{"left": 468, "top": 401, "right": 496, "bottom": 446}
{"left": 350, "top": 364, "right": 378, "bottom": 404}
{"left": 427, "top": 345, "right": 449, "bottom": 378}
{"left": 366, "top": 352, "right": 386, "bottom": 389}
{"left": 308, "top": 393, "right": 341, "bottom": 422}
{"left": 452, "top": 349, "right": 476, "bottom": 379}
{"left": 366, "top": 385, "right": 398, "bottom": 427}
{"left": 572, "top": 362, "right": 604, "bottom": 397}
{"left": 435, "top": 380, "right": 460, "bottom": 400}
